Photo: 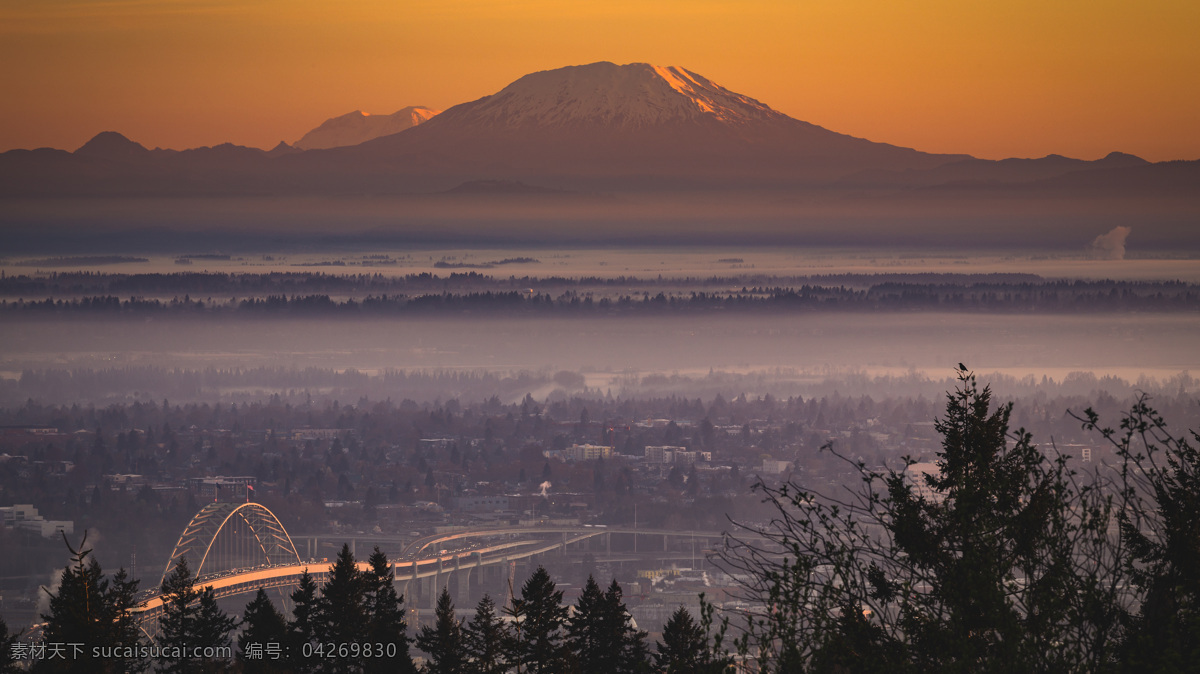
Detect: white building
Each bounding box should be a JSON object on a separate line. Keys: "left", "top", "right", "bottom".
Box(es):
{"left": 646, "top": 446, "right": 710, "bottom": 465}
{"left": 0, "top": 504, "right": 74, "bottom": 538}
{"left": 760, "top": 459, "right": 793, "bottom": 475}
{"left": 673, "top": 450, "right": 711, "bottom": 466}
{"left": 645, "top": 446, "right": 684, "bottom": 464}
{"left": 904, "top": 461, "right": 945, "bottom": 503}
{"left": 565, "top": 444, "right": 614, "bottom": 461}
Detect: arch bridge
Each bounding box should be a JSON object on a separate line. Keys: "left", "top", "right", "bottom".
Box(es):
{"left": 136, "top": 503, "right": 759, "bottom": 639}
{"left": 162, "top": 502, "right": 301, "bottom": 585}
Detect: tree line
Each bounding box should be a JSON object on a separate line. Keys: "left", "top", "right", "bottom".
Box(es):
{"left": 22, "top": 540, "right": 724, "bottom": 673}
{"left": 4, "top": 279, "right": 1199, "bottom": 316}
{"left": 0, "top": 270, "right": 1045, "bottom": 297}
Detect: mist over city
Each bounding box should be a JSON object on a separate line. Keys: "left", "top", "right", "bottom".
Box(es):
{"left": 2, "top": 1, "right": 1199, "bottom": 669}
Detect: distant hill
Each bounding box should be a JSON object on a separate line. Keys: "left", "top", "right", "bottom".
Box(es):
{"left": 837, "top": 151, "right": 1152, "bottom": 188}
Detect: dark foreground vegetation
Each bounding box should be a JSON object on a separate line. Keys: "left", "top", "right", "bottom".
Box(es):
{"left": 5, "top": 368, "right": 1200, "bottom": 672}
{"left": 716, "top": 368, "right": 1200, "bottom": 672}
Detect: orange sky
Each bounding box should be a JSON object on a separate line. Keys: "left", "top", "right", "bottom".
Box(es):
{"left": 1, "top": 0, "right": 1197, "bottom": 161}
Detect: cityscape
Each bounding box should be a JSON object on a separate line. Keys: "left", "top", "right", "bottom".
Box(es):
{"left": 2, "top": 0, "right": 1199, "bottom": 671}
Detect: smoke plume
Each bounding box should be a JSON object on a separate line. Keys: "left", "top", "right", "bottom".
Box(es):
{"left": 1087, "top": 226, "right": 1132, "bottom": 260}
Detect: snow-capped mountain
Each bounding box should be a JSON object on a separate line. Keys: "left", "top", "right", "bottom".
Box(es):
{"left": 334, "top": 62, "right": 963, "bottom": 189}
{"left": 429, "top": 62, "right": 782, "bottom": 129}
{"left": 294, "top": 106, "right": 438, "bottom": 150}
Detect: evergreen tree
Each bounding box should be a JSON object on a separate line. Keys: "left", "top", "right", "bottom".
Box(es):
{"left": 106, "top": 568, "right": 146, "bottom": 674}
{"left": 567, "top": 576, "right": 648, "bottom": 673}
{"left": 506, "top": 566, "right": 569, "bottom": 674}
{"left": 40, "top": 544, "right": 106, "bottom": 653}
{"left": 875, "top": 367, "right": 1096, "bottom": 671}
{"left": 604, "top": 579, "right": 650, "bottom": 674}
{"left": 654, "top": 607, "right": 707, "bottom": 674}
{"left": 1, "top": 617, "right": 23, "bottom": 674}
{"left": 158, "top": 557, "right": 200, "bottom": 673}
{"left": 566, "top": 576, "right": 609, "bottom": 674}
{"left": 158, "top": 557, "right": 236, "bottom": 674}
{"left": 463, "top": 594, "right": 508, "bottom": 674}
{"left": 37, "top": 532, "right": 145, "bottom": 674}
{"left": 238, "top": 589, "right": 289, "bottom": 674}
{"left": 564, "top": 575, "right": 649, "bottom": 674}
{"left": 193, "top": 589, "right": 238, "bottom": 666}
{"left": 287, "top": 570, "right": 321, "bottom": 674}
{"left": 415, "top": 587, "right": 464, "bottom": 674}
{"left": 362, "top": 546, "right": 416, "bottom": 674}
{"left": 721, "top": 367, "right": 1120, "bottom": 672}
{"left": 316, "top": 544, "right": 367, "bottom": 674}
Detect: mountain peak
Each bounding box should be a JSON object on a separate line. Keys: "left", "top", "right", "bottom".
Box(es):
{"left": 74, "top": 131, "right": 149, "bottom": 158}
{"left": 1098, "top": 151, "right": 1149, "bottom": 167}
{"left": 268, "top": 140, "right": 301, "bottom": 157}
{"left": 295, "top": 106, "right": 439, "bottom": 150}
{"left": 441, "top": 61, "right": 787, "bottom": 131}
{"left": 348, "top": 61, "right": 963, "bottom": 189}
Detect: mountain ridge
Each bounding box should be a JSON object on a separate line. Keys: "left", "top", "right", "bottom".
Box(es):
{"left": 0, "top": 61, "right": 1194, "bottom": 200}
{"left": 294, "top": 106, "right": 438, "bottom": 150}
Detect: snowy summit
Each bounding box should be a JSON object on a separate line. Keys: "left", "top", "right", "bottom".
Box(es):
{"left": 435, "top": 62, "right": 786, "bottom": 130}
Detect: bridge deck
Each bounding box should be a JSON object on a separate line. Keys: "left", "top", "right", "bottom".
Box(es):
{"left": 133, "top": 526, "right": 746, "bottom": 621}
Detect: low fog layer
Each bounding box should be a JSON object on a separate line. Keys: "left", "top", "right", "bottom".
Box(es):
{"left": 3, "top": 190, "right": 1200, "bottom": 254}
{"left": 2, "top": 313, "right": 1196, "bottom": 404}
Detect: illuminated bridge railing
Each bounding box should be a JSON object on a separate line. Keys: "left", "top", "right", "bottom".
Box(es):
{"left": 135, "top": 523, "right": 736, "bottom": 636}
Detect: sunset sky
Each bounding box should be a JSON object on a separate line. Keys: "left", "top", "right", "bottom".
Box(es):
{"left": 1, "top": 0, "right": 1197, "bottom": 161}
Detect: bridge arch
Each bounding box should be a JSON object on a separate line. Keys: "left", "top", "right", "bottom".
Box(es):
{"left": 162, "top": 502, "right": 301, "bottom": 585}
